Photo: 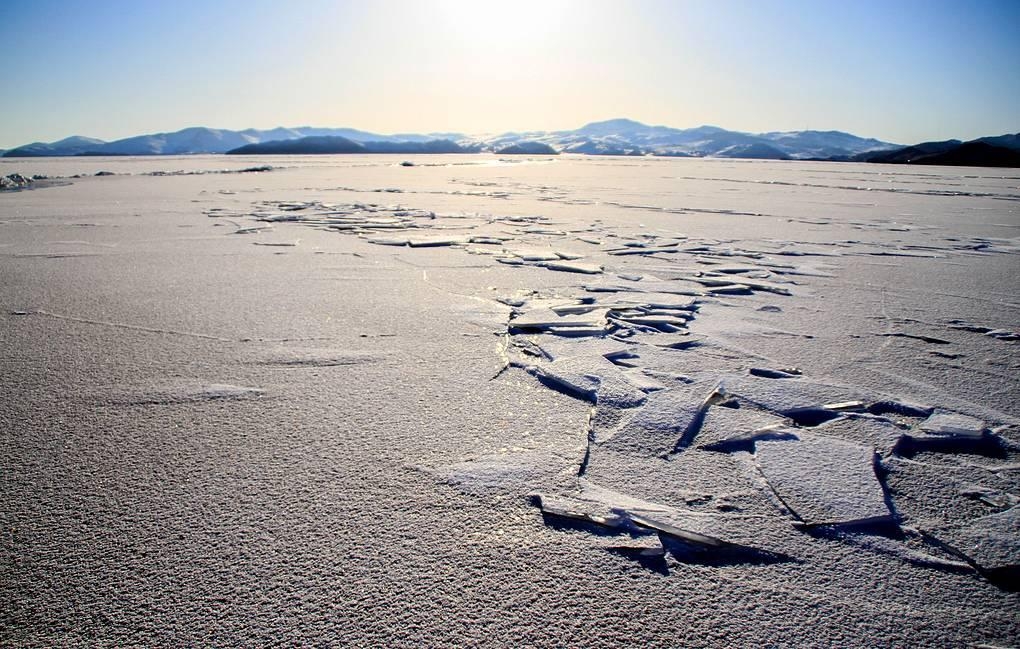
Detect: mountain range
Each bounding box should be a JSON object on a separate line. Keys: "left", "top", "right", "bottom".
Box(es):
{"left": 3, "top": 119, "right": 1018, "bottom": 166}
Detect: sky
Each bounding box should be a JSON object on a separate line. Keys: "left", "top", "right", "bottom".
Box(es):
{"left": 1, "top": 0, "right": 1018, "bottom": 148}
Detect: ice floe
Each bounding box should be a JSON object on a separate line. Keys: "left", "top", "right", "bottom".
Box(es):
{"left": 754, "top": 435, "right": 893, "bottom": 527}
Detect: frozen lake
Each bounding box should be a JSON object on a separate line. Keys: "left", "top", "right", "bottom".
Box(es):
{"left": 2, "top": 154, "right": 1018, "bottom": 646}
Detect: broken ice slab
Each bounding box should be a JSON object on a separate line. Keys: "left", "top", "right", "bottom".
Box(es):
{"left": 700, "top": 425, "right": 800, "bottom": 454}
{"left": 541, "top": 261, "right": 604, "bottom": 275}
{"left": 622, "top": 369, "right": 668, "bottom": 393}
{"left": 808, "top": 415, "right": 907, "bottom": 452}
{"left": 509, "top": 249, "right": 562, "bottom": 261}
{"left": 691, "top": 276, "right": 747, "bottom": 288}
{"left": 533, "top": 484, "right": 793, "bottom": 562}
{"left": 464, "top": 246, "right": 504, "bottom": 256}
{"left": 611, "top": 331, "right": 702, "bottom": 351}
{"left": 231, "top": 224, "right": 273, "bottom": 235}
{"left": 696, "top": 404, "right": 796, "bottom": 453}
{"left": 596, "top": 382, "right": 725, "bottom": 456}
{"left": 527, "top": 363, "right": 599, "bottom": 402}
{"left": 252, "top": 240, "right": 300, "bottom": 247}
{"left": 469, "top": 236, "right": 513, "bottom": 245}
{"left": 554, "top": 250, "right": 585, "bottom": 260}
{"left": 610, "top": 314, "right": 691, "bottom": 333}
{"left": 821, "top": 400, "right": 868, "bottom": 412}
{"left": 706, "top": 265, "right": 767, "bottom": 275}
{"left": 626, "top": 296, "right": 700, "bottom": 312}
{"left": 583, "top": 282, "right": 704, "bottom": 297}
{"left": 530, "top": 493, "right": 636, "bottom": 535}
{"left": 700, "top": 275, "right": 793, "bottom": 296}
{"left": 527, "top": 356, "right": 648, "bottom": 408}
{"left": 363, "top": 236, "right": 410, "bottom": 246}
{"left": 521, "top": 226, "right": 567, "bottom": 236}
{"left": 985, "top": 329, "right": 1020, "bottom": 341}
{"left": 539, "top": 327, "right": 609, "bottom": 338}
{"left": 891, "top": 432, "right": 1007, "bottom": 458}
{"left": 708, "top": 284, "right": 754, "bottom": 296}
{"left": 606, "top": 246, "right": 685, "bottom": 256}
{"left": 583, "top": 283, "right": 640, "bottom": 293}
{"left": 633, "top": 308, "right": 696, "bottom": 319}
{"left": 867, "top": 399, "right": 933, "bottom": 418}
{"left": 920, "top": 412, "right": 986, "bottom": 438}
{"left": 631, "top": 513, "right": 793, "bottom": 565}
{"left": 519, "top": 335, "right": 633, "bottom": 363}
{"left": 755, "top": 435, "right": 893, "bottom": 527}
{"left": 724, "top": 376, "right": 877, "bottom": 422}
{"left": 406, "top": 236, "right": 469, "bottom": 247}
{"left": 509, "top": 308, "right": 608, "bottom": 333}
{"left": 749, "top": 367, "right": 802, "bottom": 379}
{"left": 926, "top": 506, "right": 1019, "bottom": 589}
{"left": 550, "top": 302, "right": 630, "bottom": 316}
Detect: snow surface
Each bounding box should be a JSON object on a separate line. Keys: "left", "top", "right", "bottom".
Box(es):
{"left": 1, "top": 153, "right": 1018, "bottom": 646}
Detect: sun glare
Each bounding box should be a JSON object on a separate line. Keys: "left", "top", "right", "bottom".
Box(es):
{"left": 437, "top": 0, "right": 572, "bottom": 42}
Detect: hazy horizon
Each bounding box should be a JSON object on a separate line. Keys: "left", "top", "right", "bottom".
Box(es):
{"left": 2, "top": 0, "right": 1018, "bottom": 149}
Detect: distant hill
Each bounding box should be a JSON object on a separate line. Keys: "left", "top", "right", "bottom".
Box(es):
{"left": 358, "top": 139, "right": 479, "bottom": 154}
{"left": 226, "top": 136, "right": 473, "bottom": 155}
{"left": 496, "top": 141, "right": 558, "bottom": 155}
{"left": 228, "top": 135, "right": 365, "bottom": 155}
{"left": 97, "top": 127, "right": 257, "bottom": 155}
{"left": 857, "top": 136, "right": 1020, "bottom": 167}
{"left": 2, "top": 126, "right": 473, "bottom": 157}
{"left": 762, "top": 130, "right": 894, "bottom": 159}
{"left": 714, "top": 142, "right": 791, "bottom": 160}
{"left": 975, "top": 133, "right": 1020, "bottom": 150}
{"left": 4, "top": 135, "right": 107, "bottom": 157}
{"left": 859, "top": 140, "right": 963, "bottom": 164}
{"left": 4, "top": 120, "right": 1015, "bottom": 165}
{"left": 3, "top": 120, "right": 898, "bottom": 160}
{"left": 916, "top": 142, "right": 1020, "bottom": 167}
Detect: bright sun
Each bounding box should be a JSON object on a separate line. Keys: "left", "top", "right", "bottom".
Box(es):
{"left": 436, "top": 0, "right": 572, "bottom": 41}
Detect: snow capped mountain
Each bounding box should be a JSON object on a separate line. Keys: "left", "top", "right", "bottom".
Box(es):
{"left": 5, "top": 121, "right": 1015, "bottom": 166}
{"left": 463, "top": 119, "right": 900, "bottom": 159}
{"left": 3, "top": 135, "right": 107, "bottom": 157}
{"left": 715, "top": 142, "right": 792, "bottom": 160}
{"left": 0, "top": 119, "right": 912, "bottom": 160}
{"left": 95, "top": 127, "right": 258, "bottom": 155}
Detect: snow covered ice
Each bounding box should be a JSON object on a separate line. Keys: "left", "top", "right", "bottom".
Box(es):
{"left": 2, "top": 153, "right": 1019, "bottom": 646}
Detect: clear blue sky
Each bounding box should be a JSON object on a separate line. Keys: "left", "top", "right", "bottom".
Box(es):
{"left": 1, "top": 0, "right": 1018, "bottom": 148}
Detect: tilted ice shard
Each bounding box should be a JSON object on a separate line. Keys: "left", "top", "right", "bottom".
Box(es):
{"left": 920, "top": 412, "right": 987, "bottom": 438}
{"left": 533, "top": 483, "right": 793, "bottom": 563}
{"left": 541, "top": 261, "right": 604, "bottom": 274}
{"left": 407, "top": 236, "right": 469, "bottom": 247}
{"left": 697, "top": 402, "right": 798, "bottom": 452}
{"left": 595, "top": 382, "right": 724, "bottom": 456}
{"left": 724, "top": 376, "right": 877, "bottom": 418}
{"left": 509, "top": 308, "right": 608, "bottom": 332}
